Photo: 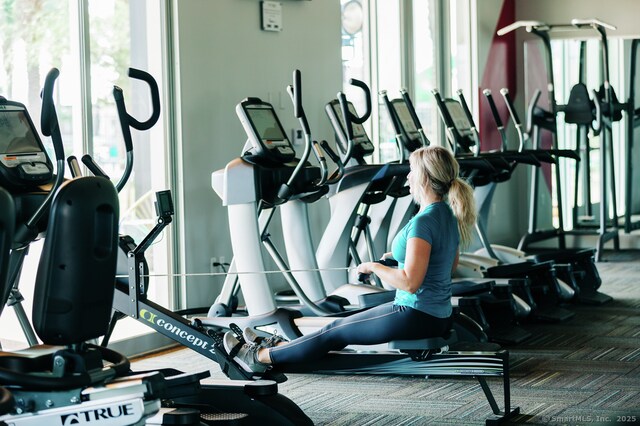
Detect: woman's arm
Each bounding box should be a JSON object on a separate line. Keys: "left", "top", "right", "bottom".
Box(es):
{"left": 452, "top": 249, "right": 460, "bottom": 274}
{"left": 356, "top": 237, "right": 431, "bottom": 294}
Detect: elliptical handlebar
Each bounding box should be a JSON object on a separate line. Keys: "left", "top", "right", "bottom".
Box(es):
{"left": 500, "top": 88, "right": 520, "bottom": 124}
{"left": 482, "top": 89, "right": 503, "bottom": 127}
{"left": 337, "top": 91, "right": 354, "bottom": 164}
{"left": 456, "top": 90, "right": 481, "bottom": 155}
{"left": 286, "top": 74, "right": 328, "bottom": 187}
{"left": 279, "top": 69, "right": 322, "bottom": 199}
{"left": 113, "top": 67, "right": 161, "bottom": 193}
{"left": 500, "top": 88, "right": 527, "bottom": 151}
{"left": 591, "top": 89, "right": 603, "bottom": 135}
{"left": 291, "top": 70, "right": 310, "bottom": 135}
{"left": 81, "top": 154, "right": 110, "bottom": 180}
{"left": 119, "top": 68, "right": 161, "bottom": 132}
{"left": 347, "top": 79, "right": 371, "bottom": 124}
{"left": 67, "top": 156, "right": 82, "bottom": 178}
{"left": 18, "top": 68, "right": 66, "bottom": 236}
{"left": 379, "top": 90, "right": 405, "bottom": 163}
{"left": 526, "top": 89, "right": 543, "bottom": 141}
{"left": 400, "top": 88, "right": 430, "bottom": 147}
{"left": 336, "top": 79, "right": 372, "bottom": 165}
{"left": 311, "top": 140, "right": 329, "bottom": 187}
{"left": 482, "top": 89, "right": 508, "bottom": 151}
{"left": 431, "top": 90, "right": 458, "bottom": 154}
{"left": 40, "top": 69, "right": 66, "bottom": 163}
{"left": 319, "top": 140, "right": 345, "bottom": 184}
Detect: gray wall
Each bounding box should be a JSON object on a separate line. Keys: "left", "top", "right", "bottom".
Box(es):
{"left": 172, "top": 0, "right": 341, "bottom": 307}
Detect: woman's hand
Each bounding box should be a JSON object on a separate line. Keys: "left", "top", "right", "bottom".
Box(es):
{"left": 362, "top": 238, "right": 431, "bottom": 293}
{"left": 356, "top": 262, "right": 376, "bottom": 276}
{"left": 380, "top": 252, "right": 394, "bottom": 261}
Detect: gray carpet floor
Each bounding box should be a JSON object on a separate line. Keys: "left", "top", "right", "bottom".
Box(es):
{"left": 132, "top": 250, "right": 640, "bottom": 425}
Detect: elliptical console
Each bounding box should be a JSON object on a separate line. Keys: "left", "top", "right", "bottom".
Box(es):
{"left": 390, "top": 99, "right": 421, "bottom": 141}
{"left": 0, "top": 98, "right": 53, "bottom": 189}
{"left": 236, "top": 97, "right": 296, "bottom": 164}
{"left": 325, "top": 99, "right": 375, "bottom": 159}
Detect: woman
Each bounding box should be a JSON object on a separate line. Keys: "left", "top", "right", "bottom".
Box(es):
{"left": 224, "top": 146, "right": 477, "bottom": 373}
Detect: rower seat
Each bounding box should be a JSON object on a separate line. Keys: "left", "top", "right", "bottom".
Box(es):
{"left": 388, "top": 329, "right": 457, "bottom": 354}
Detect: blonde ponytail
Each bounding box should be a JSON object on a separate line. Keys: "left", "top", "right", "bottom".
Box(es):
{"left": 409, "top": 146, "right": 477, "bottom": 249}
{"left": 448, "top": 176, "right": 476, "bottom": 249}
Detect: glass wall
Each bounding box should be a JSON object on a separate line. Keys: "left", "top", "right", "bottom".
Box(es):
{"left": 0, "top": 0, "right": 170, "bottom": 349}
{"left": 412, "top": 0, "right": 439, "bottom": 146}
{"left": 449, "top": 0, "right": 472, "bottom": 98}
{"left": 340, "top": 0, "right": 370, "bottom": 151}
{"left": 340, "top": 0, "right": 473, "bottom": 161}
{"left": 374, "top": 1, "right": 402, "bottom": 162}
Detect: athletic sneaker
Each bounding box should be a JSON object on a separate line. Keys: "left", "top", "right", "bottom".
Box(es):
{"left": 223, "top": 331, "right": 269, "bottom": 374}
{"left": 242, "top": 327, "right": 288, "bottom": 348}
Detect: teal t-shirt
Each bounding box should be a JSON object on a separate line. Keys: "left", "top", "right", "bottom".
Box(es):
{"left": 390, "top": 201, "right": 458, "bottom": 318}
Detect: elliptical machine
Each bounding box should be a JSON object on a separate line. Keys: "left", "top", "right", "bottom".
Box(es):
{"left": 319, "top": 80, "right": 411, "bottom": 288}
{"left": 0, "top": 81, "right": 64, "bottom": 348}
{"left": 85, "top": 68, "right": 314, "bottom": 425}
{"left": 0, "top": 68, "right": 207, "bottom": 426}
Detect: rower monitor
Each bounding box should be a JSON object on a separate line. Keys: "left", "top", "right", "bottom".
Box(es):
{"left": 236, "top": 98, "right": 295, "bottom": 163}
{"left": 325, "top": 99, "right": 374, "bottom": 159}
{"left": 0, "top": 100, "right": 53, "bottom": 188}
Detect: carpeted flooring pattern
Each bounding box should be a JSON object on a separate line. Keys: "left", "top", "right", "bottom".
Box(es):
{"left": 132, "top": 250, "right": 640, "bottom": 425}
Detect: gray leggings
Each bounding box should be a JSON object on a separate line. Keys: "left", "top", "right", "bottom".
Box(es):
{"left": 268, "top": 302, "right": 452, "bottom": 365}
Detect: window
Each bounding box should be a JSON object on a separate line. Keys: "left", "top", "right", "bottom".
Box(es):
{"left": 341, "top": 0, "right": 370, "bottom": 142}
{"left": 0, "top": 0, "right": 170, "bottom": 349}
{"left": 411, "top": 0, "right": 440, "bottom": 146}
{"left": 374, "top": 1, "right": 402, "bottom": 162}
{"left": 449, "top": 0, "right": 472, "bottom": 99}
{"left": 340, "top": 0, "right": 473, "bottom": 162}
